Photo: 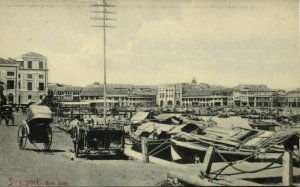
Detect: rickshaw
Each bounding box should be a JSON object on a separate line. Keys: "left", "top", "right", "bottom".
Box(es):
{"left": 73, "top": 118, "right": 125, "bottom": 159}
{"left": 0, "top": 105, "right": 14, "bottom": 126}
{"left": 17, "top": 105, "right": 53, "bottom": 150}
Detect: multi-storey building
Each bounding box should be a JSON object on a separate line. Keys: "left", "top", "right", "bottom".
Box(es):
{"left": 272, "top": 90, "right": 288, "bottom": 107}
{"left": 0, "top": 58, "right": 19, "bottom": 104}
{"left": 287, "top": 88, "right": 300, "bottom": 107}
{"left": 55, "top": 86, "right": 82, "bottom": 101}
{"left": 128, "top": 87, "right": 157, "bottom": 106}
{"left": 76, "top": 84, "right": 156, "bottom": 107}
{"left": 0, "top": 52, "right": 48, "bottom": 105}
{"left": 232, "top": 84, "right": 274, "bottom": 107}
{"left": 157, "top": 84, "right": 182, "bottom": 107}
{"left": 182, "top": 89, "right": 232, "bottom": 107}
{"left": 16, "top": 52, "right": 48, "bottom": 104}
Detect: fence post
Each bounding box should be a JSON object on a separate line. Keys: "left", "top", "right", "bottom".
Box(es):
{"left": 142, "top": 137, "right": 149, "bottom": 163}
{"left": 282, "top": 150, "right": 293, "bottom": 186}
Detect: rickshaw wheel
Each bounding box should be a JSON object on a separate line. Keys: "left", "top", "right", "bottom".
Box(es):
{"left": 74, "top": 128, "right": 79, "bottom": 158}
{"left": 17, "top": 125, "right": 27, "bottom": 149}
{"left": 44, "top": 126, "right": 52, "bottom": 150}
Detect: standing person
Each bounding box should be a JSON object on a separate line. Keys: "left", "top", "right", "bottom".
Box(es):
{"left": 0, "top": 81, "right": 5, "bottom": 111}
{"left": 16, "top": 105, "right": 19, "bottom": 113}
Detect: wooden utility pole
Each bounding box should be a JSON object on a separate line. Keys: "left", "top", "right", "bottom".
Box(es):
{"left": 91, "top": 0, "right": 116, "bottom": 127}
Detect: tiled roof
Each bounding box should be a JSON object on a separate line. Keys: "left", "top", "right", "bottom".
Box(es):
{"left": 234, "top": 84, "right": 272, "bottom": 92}
{"left": 81, "top": 87, "right": 104, "bottom": 97}
{"left": 212, "top": 88, "right": 233, "bottom": 96}
{"left": 108, "top": 88, "right": 130, "bottom": 95}
{"left": 56, "top": 86, "right": 82, "bottom": 92}
{"left": 21, "top": 52, "right": 45, "bottom": 58}
{"left": 289, "top": 88, "right": 300, "bottom": 93}
{"left": 253, "top": 85, "right": 272, "bottom": 92}
{"left": 183, "top": 89, "right": 213, "bottom": 97}
{"left": 0, "top": 58, "right": 18, "bottom": 65}
{"left": 80, "top": 87, "right": 129, "bottom": 97}
{"left": 130, "top": 89, "right": 157, "bottom": 96}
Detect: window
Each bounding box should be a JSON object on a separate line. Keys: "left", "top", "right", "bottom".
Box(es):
{"left": 18, "top": 74, "right": 21, "bottom": 78}
{"left": 39, "top": 74, "right": 44, "bottom": 79}
{"left": 7, "top": 72, "right": 14, "bottom": 76}
{"left": 39, "top": 95, "right": 43, "bottom": 100}
{"left": 18, "top": 82, "right": 21, "bottom": 89}
{"left": 39, "top": 83, "right": 44, "bottom": 91}
{"left": 27, "top": 82, "right": 32, "bottom": 90}
{"left": 27, "top": 74, "right": 32, "bottom": 78}
{"left": 20, "top": 61, "right": 24, "bottom": 67}
{"left": 28, "top": 95, "right": 32, "bottom": 99}
{"left": 7, "top": 80, "right": 14, "bottom": 89}
{"left": 28, "top": 61, "right": 32, "bottom": 69}
{"left": 39, "top": 61, "right": 43, "bottom": 69}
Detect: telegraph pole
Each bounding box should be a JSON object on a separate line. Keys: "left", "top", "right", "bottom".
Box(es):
{"left": 91, "top": 0, "right": 116, "bottom": 127}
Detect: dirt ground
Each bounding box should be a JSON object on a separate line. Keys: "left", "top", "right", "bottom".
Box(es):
{"left": 0, "top": 112, "right": 168, "bottom": 186}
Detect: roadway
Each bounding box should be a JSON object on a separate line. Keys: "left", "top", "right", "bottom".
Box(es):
{"left": 0, "top": 112, "right": 168, "bottom": 186}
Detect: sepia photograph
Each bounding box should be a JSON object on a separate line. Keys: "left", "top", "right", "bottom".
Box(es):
{"left": 0, "top": 0, "right": 299, "bottom": 186}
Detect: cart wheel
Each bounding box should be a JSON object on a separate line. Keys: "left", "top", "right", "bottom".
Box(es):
{"left": 17, "top": 125, "right": 27, "bottom": 149}
{"left": 116, "top": 135, "right": 125, "bottom": 159}
{"left": 44, "top": 126, "right": 52, "bottom": 150}
{"left": 74, "top": 128, "right": 79, "bottom": 158}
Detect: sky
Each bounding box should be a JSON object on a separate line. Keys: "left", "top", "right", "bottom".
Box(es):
{"left": 0, "top": 0, "right": 299, "bottom": 90}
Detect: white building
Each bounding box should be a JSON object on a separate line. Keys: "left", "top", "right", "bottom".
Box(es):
{"left": 232, "top": 84, "right": 274, "bottom": 107}
{"left": 182, "top": 89, "right": 232, "bottom": 107}
{"left": 287, "top": 88, "right": 300, "bottom": 107}
{"left": 0, "top": 58, "right": 19, "bottom": 104}
{"left": 157, "top": 84, "right": 182, "bottom": 107}
{"left": 16, "top": 52, "right": 49, "bottom": 105}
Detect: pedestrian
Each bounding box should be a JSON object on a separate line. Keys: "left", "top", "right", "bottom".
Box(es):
{"left": 16, "top": 105, "right": 20, "bottom": 113}
{"left": 0, "top": 81, "right": 5, "bottom": 111}
{"left": 22, "top": 107, "right": 27, "bottom": 115}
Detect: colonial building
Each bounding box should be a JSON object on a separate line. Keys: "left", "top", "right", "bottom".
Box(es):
{"left": 287, "top": 88, "right": 300, "bottom": 107}
{"left": 78, "top": 84, "right": 156, "bottom": 107}
{"left": 156, "top": 84, "right": 182, "bottom": 107}
{"left": 272, "top": 90, "right": 288, "bottom": 107}
{"left": 182, "top": 89, "right": 232, "bottom": 107}
{"left": 0, "top": 58, "right": 19, "bottom": 104}
{"left": 128, "top": 87, "right": 157, "bottom": 106}
{"left": 232, "top": 84, "right": 274, "bottom": 107}
{"left": 0, "top": 52, "right": 48, "bottom": 105}
{"left": 55, "top": 86, "right": 82, "bottom": 101}
{"left": 16, "top": 52, "right": 48, "bottom": 104}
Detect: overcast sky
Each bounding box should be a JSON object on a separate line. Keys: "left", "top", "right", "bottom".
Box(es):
{"left": 0, "top": 0, "right": 299, "bottom": 90}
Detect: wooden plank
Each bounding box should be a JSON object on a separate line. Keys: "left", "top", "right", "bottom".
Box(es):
{"left": 201, "top": 146, "right": 215, "bottom": 175}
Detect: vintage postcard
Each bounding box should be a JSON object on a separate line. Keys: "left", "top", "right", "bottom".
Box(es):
{"left": 0, "top": 0, "right": 299, "bottom": 186}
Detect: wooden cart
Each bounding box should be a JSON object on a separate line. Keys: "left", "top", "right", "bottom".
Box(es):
{"left": 73, "top": 120, "right": 125, "bottom": 159}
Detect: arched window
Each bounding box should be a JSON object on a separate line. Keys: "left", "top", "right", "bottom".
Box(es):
{"left": 28, "top": 95, "right": 32, "bottom": 99}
